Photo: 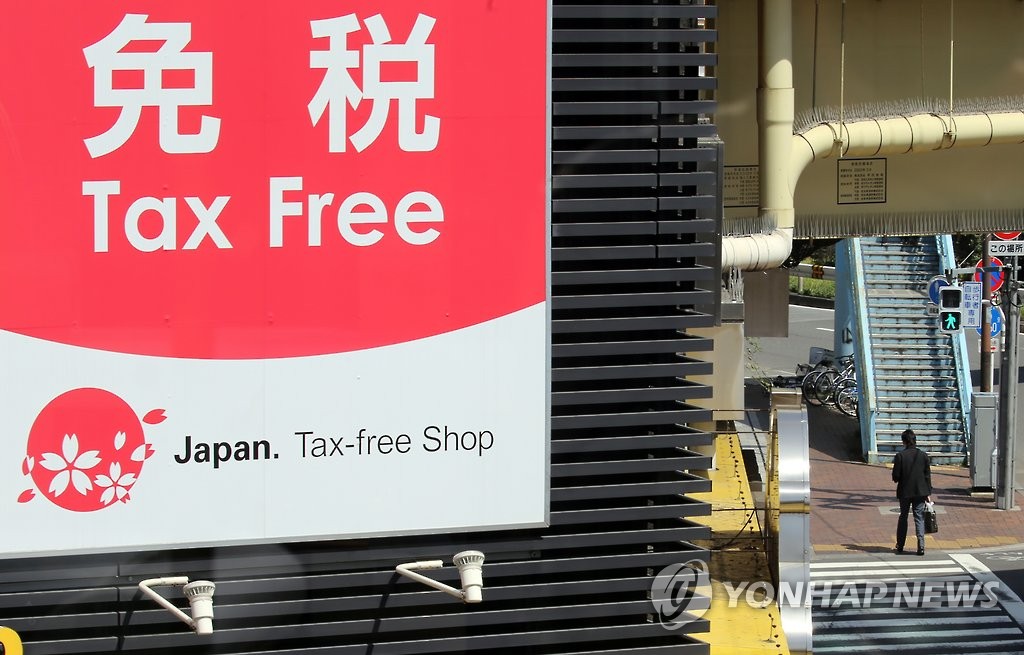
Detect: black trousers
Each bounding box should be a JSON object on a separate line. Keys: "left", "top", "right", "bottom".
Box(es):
{"left": 896, "top": 496, "right": 927, "bottom": 551}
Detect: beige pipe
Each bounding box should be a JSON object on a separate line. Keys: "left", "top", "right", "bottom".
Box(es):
{"left": 721, "top": 2, "right": 1024, "bottom": 272}
{"left": 790, "top": 111, "right": 1024, "bottom": 189}
{"left": 724, "top": 0, "right": 795, "bottom": 272}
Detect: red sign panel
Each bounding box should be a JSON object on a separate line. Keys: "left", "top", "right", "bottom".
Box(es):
{"left": 994, "top": 231, "right": 1023, "bottom": 241}
{"left": 975, "top": 257, "right": 1005, "bottom": 293}
{"left": 0, "top": 2, "right": 548, "bottom": 359}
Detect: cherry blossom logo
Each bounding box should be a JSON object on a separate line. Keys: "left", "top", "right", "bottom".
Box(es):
{"left": 18, "top": 388, "right": 164, "bottom": 512}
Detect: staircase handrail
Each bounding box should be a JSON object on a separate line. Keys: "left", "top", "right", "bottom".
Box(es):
{"left": 936, "top": 235, "right": 973, "bottom": 453}
{"left": 848, "top": 238, "right": 878, "bottom": 457}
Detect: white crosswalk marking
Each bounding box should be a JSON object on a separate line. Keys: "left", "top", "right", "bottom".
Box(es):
{"left": 810, "top": 555, "right": 1024, "bottom": 653}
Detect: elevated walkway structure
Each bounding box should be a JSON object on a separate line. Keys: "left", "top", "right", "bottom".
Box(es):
{"left": 845, "top": 235, "right": 972, "bottom": 464}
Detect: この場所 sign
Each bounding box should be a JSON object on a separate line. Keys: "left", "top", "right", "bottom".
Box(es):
{"left": 0, "top": 1, "right": 549, "bottom": 557}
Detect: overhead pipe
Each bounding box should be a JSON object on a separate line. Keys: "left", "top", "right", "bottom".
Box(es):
{"left": 722, "top": 2, "right": 1024, "bottom": 271}
{"left": 790, "top": 111, "right": 1024, "bottom": 188}
{"left": 722, "top": 0, "right": 795, "bottom": 272}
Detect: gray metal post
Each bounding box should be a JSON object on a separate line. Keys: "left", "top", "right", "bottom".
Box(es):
{"left": 997, "top": 269, "right": 1019, "bottom": 510}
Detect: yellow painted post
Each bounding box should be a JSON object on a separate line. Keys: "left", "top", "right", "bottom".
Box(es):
{"left": 0, "top": 627, "right": 23, "bottom": 655}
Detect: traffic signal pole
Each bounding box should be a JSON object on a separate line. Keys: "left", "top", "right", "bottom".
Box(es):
{"left": 996, "top": 262, "right": 1019, "bottom": 510}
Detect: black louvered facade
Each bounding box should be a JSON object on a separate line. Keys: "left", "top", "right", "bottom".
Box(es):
{"left": 0, "top": 2, "right": 720, "bottom": 653}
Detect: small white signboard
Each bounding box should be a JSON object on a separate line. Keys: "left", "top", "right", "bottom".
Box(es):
{"left": 987, "top": 240, "right": 1024, "bottom": 256}
{"left": 962, "top": 281, "right": 982, "bottom": 328}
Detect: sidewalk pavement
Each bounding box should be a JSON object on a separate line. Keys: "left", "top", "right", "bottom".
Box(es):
{"left": 807, "top": 402, "right": 1024, "bottom": 553}
{"left": 740, "top": 382, "right": 1024, "bottom": 555}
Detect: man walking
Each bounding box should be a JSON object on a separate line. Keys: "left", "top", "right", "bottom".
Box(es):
{"left": 892, "top": 429, "right": 932, "bottom": 555}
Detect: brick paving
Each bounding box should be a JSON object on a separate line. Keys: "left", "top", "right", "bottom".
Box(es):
{"left": 806, "top": 402, "right": 1024, "bottom": 553}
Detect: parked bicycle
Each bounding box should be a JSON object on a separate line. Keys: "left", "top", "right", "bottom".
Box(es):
{"left": 801, "top": 354, "right": 856, "bottom": 409}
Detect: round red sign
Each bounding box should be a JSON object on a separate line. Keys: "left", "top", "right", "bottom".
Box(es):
{"left": 975, "top": 257, "right": 1005, "bottom": 293}
{"left": 993, "top": 231, "right": 1022, "bottom": 240}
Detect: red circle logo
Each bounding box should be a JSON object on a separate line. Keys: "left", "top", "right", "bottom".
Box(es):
{"left": 19, "top": 388, "right": 160, "bottom": 512}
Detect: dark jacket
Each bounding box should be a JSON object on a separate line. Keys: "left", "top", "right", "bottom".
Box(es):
{"left": 892, "top": 446, "right": 932, "bottom": 499}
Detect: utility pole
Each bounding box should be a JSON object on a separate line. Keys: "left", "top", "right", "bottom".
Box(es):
{"left": 996, "top": 259, "right": 1019, "bottom": 510}
{"left": 981, "top": 234, "right": 993, "bottom": 391}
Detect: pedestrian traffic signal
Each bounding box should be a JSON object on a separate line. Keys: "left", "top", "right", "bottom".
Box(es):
{"left": 938, "top": 309, "right": 962, "bottom": 332}
{"left": 938, "top": 286, "right": 963, "bottom": 333}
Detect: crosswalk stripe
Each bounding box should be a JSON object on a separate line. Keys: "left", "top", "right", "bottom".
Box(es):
{"left": 813, "top": 626, "right": 1024, "bottom": 642}
{"left": 811, "top": 569, "right": 967, "bottom": 580}
{"left": 811, "top": 559, "right": 953, "bottom": 569}
{"left": 813, "top": 641, "right": 1024, "bottom": 654}
{"left": 810, "top": 554, "right": 1024, "bottom": 653}
{"left": 815, "top": 605, "right": 1006, "bottom": 617}
{"left": 818, "top": 615, "right": 1013, "bottom": 629}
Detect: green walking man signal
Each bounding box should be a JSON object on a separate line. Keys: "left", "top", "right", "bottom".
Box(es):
{"left": 938, "top": 286, "right": 963, "bottom": 333}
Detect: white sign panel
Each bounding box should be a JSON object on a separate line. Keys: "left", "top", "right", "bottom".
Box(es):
{"left": 962, "top": 281, "right": 982, "bottom": 329}
{"left": 987, "top": 240, "right": 1024, "bottom": 257}
{"left": 0, "top": 2, "right": 551, "bottom": 558}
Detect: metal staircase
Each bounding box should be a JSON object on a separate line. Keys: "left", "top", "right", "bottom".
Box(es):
{"left": 850, "top": 235, "right": 972, "bottom": 464}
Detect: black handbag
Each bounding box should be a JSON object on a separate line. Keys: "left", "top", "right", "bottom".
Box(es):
{"left": 924, "top": 502, "right": 939, "bottom": 534}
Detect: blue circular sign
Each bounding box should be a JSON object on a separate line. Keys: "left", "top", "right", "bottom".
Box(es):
{"left": 927, "top": 276, "right": 949, "bottom": 305}
{"left": 977, "top": 305, "right": 1005, "bottom": 338}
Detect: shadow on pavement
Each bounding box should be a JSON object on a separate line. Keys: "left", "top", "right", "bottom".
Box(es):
{"left": 807, "top": 403, "right": 862, "bottom": 463}
{"left": 837, "top": 544, "right": 894, "bottom": 554}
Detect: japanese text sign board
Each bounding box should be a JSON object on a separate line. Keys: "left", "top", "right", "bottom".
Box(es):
{"left": 987, "top": 241, "right": 1024, "bottom": 257}
{"left": 0, "top": 2, "right": 551, "bottom": 558}
{"left": 962, "top": 281, "right": 982, "bottom": 329}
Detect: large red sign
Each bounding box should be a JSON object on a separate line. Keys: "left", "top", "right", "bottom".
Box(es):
{"left": 0, "top": 2, "right": 548, "bottom": 359}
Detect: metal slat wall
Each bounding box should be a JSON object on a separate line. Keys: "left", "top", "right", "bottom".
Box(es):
{"left": 0, "top": 2, "right": 720, "bottom": 653}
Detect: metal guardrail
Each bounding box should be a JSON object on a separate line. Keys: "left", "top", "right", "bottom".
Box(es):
{"left": 789, "top": 263, "right": 836, "bottom": 295}
{"left": 849, "top": 238, "right": 879, "bottom": 460}
{"left": 937, "top": 234, "right": 975, "bottom": 452}
{"left": 789, "top": 263, "right": 836, "bottom": 280}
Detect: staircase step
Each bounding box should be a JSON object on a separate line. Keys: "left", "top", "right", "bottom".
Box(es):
{"left": 874, "top": 403, "right": 961, "bottom": 410}
{"left": 877, "top": 439, "right": 964, "bottom": 448}
{"left": 869, "top": 313, "right": 938, "bottom": 321}
{"left": 876, "top": 433, "right": 962, "bottom": 441}
{"left": 876, "top": 395, "right": 959, "bottom": 403}
{"left": 873, "top": 366, "right": 957, "bottom": 374}
{"left": 876, "top": 411, "right": 962, "bottom": 419}
{"left": 869, "top": 328, "right": 944, "bottom": 336}
{"left": 873, "top": 344, "right": 953, "bottom": 350}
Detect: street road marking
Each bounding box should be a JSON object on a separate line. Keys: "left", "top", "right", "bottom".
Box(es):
{"left": 951, "top": 553, "right": 1024, "bottom": 629}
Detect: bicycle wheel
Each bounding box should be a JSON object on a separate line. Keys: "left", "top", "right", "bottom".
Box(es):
{"left": 836, "top": 385, "right": 859, "bottom": 417}
{"left": 801, "top": 369, "right": 826, "bottom": 405}
{"left": 812, "top": 369, "right": 839, "bottom": 406}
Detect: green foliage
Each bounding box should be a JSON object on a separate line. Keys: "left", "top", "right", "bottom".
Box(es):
{"left": 951, "top": 234, "right": 982, "bottom": 267}
{"left": 745, "top": 337, "right": 774, "bottom": 392}
{"left": 789, "top": 276, "right": 836, "bottom": 299}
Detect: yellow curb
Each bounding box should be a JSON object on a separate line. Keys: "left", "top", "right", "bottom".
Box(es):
{"left": 692, "top": 434, "right": 791, "bottom": 655}
{"left": 976, "top": 536, "right": 1004, "bottom": 546}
